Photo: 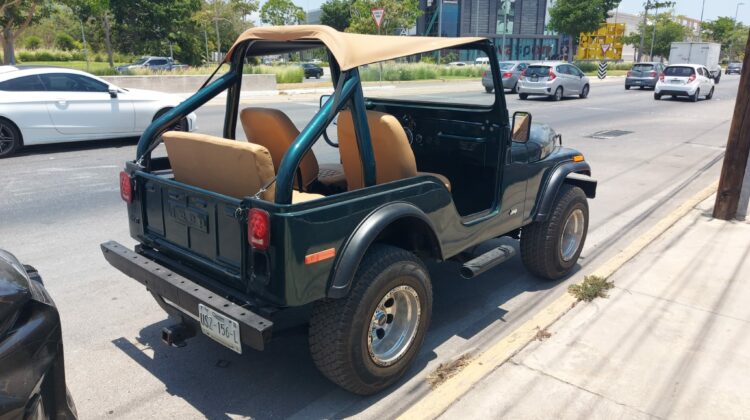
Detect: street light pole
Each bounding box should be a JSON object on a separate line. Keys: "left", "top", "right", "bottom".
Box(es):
{"left": 649, "top": 5, "right": 659, "bottom": 60}
{"left": 729, "top": 2, "right": 745, "bottom": 62}
{"left": 698, "top": 0, "right": 706, "bottom": 41}
{"left": 501, "top": 0, "right": 510, "bottom": 60}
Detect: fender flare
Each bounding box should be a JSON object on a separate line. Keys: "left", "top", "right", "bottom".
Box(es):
{"left": 327, "top": 202, "right": 442, "bottom": 299}
{"left": 534, "top": 161, "right": 597, "bottom": 222}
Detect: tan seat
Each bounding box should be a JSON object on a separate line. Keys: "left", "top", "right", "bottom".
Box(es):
{"left": 239, "top": 107, "right": 346, "bottom": 190}
{"left": 162, "top": 131, "right": 324, "bottom": 204}
{"left": 337, "top": 110, "right": 451, "bottom": 191}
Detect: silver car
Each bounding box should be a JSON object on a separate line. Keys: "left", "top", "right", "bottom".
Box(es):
{"left": 517, "top": 62, "right": 590, "bottom": 101}
{"left": 482, "top": 61, "right": 530, "bottom": 93}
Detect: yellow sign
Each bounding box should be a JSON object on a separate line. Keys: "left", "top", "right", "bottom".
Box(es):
{"left": 576, "top": 23, "right": 625, "bottom": 60}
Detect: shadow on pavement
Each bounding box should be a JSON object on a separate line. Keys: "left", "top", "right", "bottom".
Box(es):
{"left": 13, "top": 137, "right": 138, "bottom": 157}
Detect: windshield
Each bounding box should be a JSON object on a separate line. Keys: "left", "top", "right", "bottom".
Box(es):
{"left": 525, "top": 66, "right": 550, "bottom": 77}
{"left": 632, "top": 64, "right": 654, "bottom": 71}
{"left": 664, "top": 66, "right": 695, "bottom": 77}
{"left": 134, "top": 58, "right": 149, "bottom": 65}
{"left": 499, "top": 62, "right": 515, "bottom": 70}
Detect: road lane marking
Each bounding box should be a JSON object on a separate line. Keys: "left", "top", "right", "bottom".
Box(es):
{"left": 397, "top": 180, "right": 719, "bottom": 420}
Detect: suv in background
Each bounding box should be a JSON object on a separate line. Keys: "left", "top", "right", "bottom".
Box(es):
{"left": 301, "top": 62, "right": 324, "bottom": 79}
{"left": 116, "top": 56, "right": 175, "bottom": 73}
{"left": 518, "top": 62, "right": 590, "bottom": 101}
{"left": 625, "top": 62, "right": 664, "bottom": 90}
{"left": 726, "top": 62, "right": 742, "bottom": 75}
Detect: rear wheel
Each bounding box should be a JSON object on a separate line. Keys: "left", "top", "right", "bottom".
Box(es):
{"left": 625, "top": 85, "right": 630, "bottom": 90}
{"left": 551, "top": 86, "right": 563, "bottom": 101}
{"left": 309, "top": 244, "right": 432, "bottom": 395}
{"left": 521, "top": 184, "right": 589, "bottom": 280}
{"left": 690, "top": 88, "right": 700, "bottom": 102}
{"left": 0, "top": 118, "right": 21, "bottom": 158}
{"left": 511, "top": 81, "right": 518, "bottom": 94}
{"left": 485, "top": 86, "right": 494, "bottom": 93}
{"left": 316, "top": 72, "right": 321, "bottom": 79}
{"left": 519, "top": 93, "right": 528, "bottom": 100}
{"left": 579, "top": 84, "right": 589, "bottom": 99}
{"left": 706, "top": 86, "right": 714, "bottom": 100}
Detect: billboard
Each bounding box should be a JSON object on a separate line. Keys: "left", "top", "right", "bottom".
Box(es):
{"left": 576, "top": 23, "right": 625, "bottom": 60}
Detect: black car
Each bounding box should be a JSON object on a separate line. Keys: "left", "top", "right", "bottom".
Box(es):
{"left": 301, "top": 63, "right": 323, "bottom": 79}
{"left": 0, "top": 250, "right": 77, "bottom": 419}
{"left": 726, "top": 62, "right": 742, "bottom": 75}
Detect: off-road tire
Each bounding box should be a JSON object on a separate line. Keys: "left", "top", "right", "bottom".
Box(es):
{"left": 485, "top": 86, "right": 493, "bottom": 93}
{"left": 690, "top": 88, "right": 700, "bottom": 102}
{"left": 519, "top": 93, "right": 528, "bottom": 100}
{"left": 551, "top": 86, "right": 563, "bottom": 101}
{"left": 309, "top": 244, "right": 432, "bottom": 395}
{"left": 520, "top": 184, "right": 588, "bottom": 280}
{"left": 579, "top": 84, "right": 589, "bottom": 99}
{"left": 0, "top": 117, "right": 21, "bottom": 158}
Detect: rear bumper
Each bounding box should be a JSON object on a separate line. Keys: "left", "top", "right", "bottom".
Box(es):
{"left": 655, "top": 83, "right": 697, "bottom": 96}
{"left": 101, "top": 241, "right": 273, "bottom": 351}
{"left": 625, "top": 77, "right": 657, "bottom": 87}
{"left": 518, "top": 83, "right": 552, "bottom": 95}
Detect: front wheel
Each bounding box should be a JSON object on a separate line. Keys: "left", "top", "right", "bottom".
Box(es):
{"left": 309, "top": 244, "right": 432, "bottom": 395}
{"left": 0, "top": 118, "right": 21, "bottom": 158}
{"left": 521, "top": 184, "right": 589, "bottom": 280}
{"left": 579, "top": 84, "right": 589, "bottom": 99}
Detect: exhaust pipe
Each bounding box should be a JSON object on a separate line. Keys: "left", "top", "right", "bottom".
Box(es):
{"left": 460, "top": 245, "right": 516, "bottom": 279}
{"left": 161, "top": 323, "right": 196, "bottom": 347}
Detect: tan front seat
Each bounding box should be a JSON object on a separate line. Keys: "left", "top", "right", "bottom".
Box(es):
{"left": 337, "top": 110, "right": 451, "bottom": 191}
{"left": 239, "top": 107, "right": 346, "bottom": 190}
{"left": 162, "top": 131, "right": 323, "bottom": 203}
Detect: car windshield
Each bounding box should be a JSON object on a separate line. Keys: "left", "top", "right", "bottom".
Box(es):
{"left": 133, "top": 58, "right": 149, "bottom": 65}
{"left": 664, "top": 66, "right": 695, "bottom": 77}
{"left": 525, "top": 66, "right": 550, "bottom": 77}
{"left": 632, "top": 64, "right": 654, "bottom": 71}
{"left": 499, "top": 62, "right": 515, "bottom": 70}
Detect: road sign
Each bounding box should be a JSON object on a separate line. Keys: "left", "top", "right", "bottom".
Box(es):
{"left": 371, "top": 8, "right": 385, "bottom": 29}
{"left": 597, "top": 62, "right": 608, "bottom": 79}
{"left": 576, "top": 23, "right": 625, "bottom": 60}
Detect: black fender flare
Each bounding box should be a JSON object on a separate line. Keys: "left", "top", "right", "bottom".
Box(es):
{"left": 534, "top": 161, "right": 597, "bottom": 222}
{"left": 327, "top": 201, "right": 442, "bottom": 299}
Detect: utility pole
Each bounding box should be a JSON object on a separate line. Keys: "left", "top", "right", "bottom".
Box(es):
{"left": 698, "top": 0, "right": 706, "bottom": 41}
{"left": 714, "top": 28, "right": 750, "bottom": 220}
{"left": 79, "top": 19, "right": 89, "bottom": 72}
{"left": 437, "top": 0, "right": 443, "bottom": 64}
{"left": 728, "top": 2, "right": 745, "bottom": 62}
{"left": 638, "top": 1, "right": 650, "bottom": 62}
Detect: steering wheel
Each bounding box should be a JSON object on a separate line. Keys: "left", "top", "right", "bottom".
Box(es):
{"left": 322, "top": 121, "right": 339, "bottom": 147}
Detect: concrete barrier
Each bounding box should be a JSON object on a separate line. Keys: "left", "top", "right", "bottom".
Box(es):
{"left": 101, "top": 74, "right": 276, "bottom": 94}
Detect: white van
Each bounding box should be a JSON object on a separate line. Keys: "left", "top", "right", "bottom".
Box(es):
{"left": 475, "top": 57, "right": 489, "bottom": 65}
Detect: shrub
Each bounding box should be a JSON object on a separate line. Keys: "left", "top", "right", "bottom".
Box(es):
{"left": 359, "top": 62, "right": 483, "bottom": 82}
{"left": 54, "top": 33, "right": 79, "bottom": 51}
{"left": 24, "top": 36, "right": 42, "bottom": 50}
{"left": 568, "top": 275, "right": 614, "bottom": 302}
{"left": 244, "top": 65, "right": 303, "bottom": 83}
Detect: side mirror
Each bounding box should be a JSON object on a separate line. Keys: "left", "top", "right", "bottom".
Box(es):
{"left": 108, "top": 87, "right": 118, "bottom": 98}
{"left": 319, "top": 94, "right": 331, "bottom": 108}
{"left": 511, "top": 111, "right": 531, "bottom": 143}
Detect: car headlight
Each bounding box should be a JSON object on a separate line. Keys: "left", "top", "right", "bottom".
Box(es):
{"left": 0, "top": 250, "right": 50, "bottom": 304}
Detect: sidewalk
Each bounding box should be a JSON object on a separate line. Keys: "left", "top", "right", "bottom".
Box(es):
{"left": 438, "top": 195, "right": 750, "bottom": 419}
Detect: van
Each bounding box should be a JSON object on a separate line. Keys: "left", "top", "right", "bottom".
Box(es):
{"left": 475, "top": 56, "right": 489, "bottom": 65}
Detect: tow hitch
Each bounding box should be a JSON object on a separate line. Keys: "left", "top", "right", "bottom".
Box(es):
{"left": 161, "top": 323, "right": 196, "bottom": 347}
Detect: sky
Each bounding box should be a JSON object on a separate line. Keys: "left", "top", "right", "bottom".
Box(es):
{"left": 284, "top": 0, "right": 750, "bottom": 26}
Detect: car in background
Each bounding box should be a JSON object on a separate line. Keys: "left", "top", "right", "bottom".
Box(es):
{"left": 448, "top": 61, "right": 467, "bottom": 67}
{"left": 517, "top": 62, "right": 590, "bottom": 101}
{"left": 654, "top": 64, "right": 715, "bottom": 102}
{"left": 483, "top": 61, "right": 530, "bottom": 93}
{"left": 301, "top": 63, "right": 324, "bottom": 79}
{"left": 475, "top": 56, "right": 490, "bottom": 65}
{"left": 116, "top": 56, "right": 176, "bottom": 73}
{"left": 0, "top": 66, "right": 197, "bottom": 158}
{"left": 726, "top": 62, "right": 742, "bottom": 75}
{"left": 0, "top": 249, "right": 78, "bottom": 419}
{"left": 625, "top": 62, "right": 665, "bottom": 90}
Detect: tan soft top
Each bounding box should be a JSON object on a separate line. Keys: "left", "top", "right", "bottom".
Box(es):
{"left": 225, "top": 25, "right": 485, "bottom": 71}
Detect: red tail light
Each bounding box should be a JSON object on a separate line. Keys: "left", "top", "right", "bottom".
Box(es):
{"left": 649, "top": 70, "right": 657, "bottom": 77}
{"left": 688, "top": 73, "right": 696, "bottom": 83}
{"left": 502, "top": 72, "right": 512, "bottom": 79}
{"left": 119, "top": 171, "right": 133, "bottom": 203}
{"left": 248, "top": 208, "right": 270, "bottom": 250}
{"left": 548, "top": 68, "right": 556, "bottom": 81}
{"left": 627, "top": 71, "right": 632, "bottom": 77}
{"left": 520, "top": 69, "right": 526, "bottom": 80}
{"left": 482, "top": 71, "right": 487, "bottom": 77}
{"left": 659, "top": 73, "right": 665, "bottom": 81}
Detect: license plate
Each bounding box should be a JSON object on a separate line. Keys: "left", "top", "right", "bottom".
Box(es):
{"left": 199, "top": 304, "right": 242, "bottom": 354}
{"left": 633, "top": 81, "right": 641, "bottom": 84}
{"left": 531, "top": 76, "right": 538, "bottom": 82}
{"left": 670, "top": 80, "right": 682, "bottom": 84}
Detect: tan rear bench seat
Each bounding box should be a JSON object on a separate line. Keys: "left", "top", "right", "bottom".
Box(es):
{"left": 162, "top": 131, "right": 324, "bottom": 203}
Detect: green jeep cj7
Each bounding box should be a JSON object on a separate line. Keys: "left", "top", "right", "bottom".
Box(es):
{"left": 101, "top": 25, "right": 596, "bottom": 395}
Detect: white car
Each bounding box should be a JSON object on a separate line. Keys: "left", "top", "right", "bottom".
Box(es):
{"left": 0, "top": 66, "right": 197, "bottom": 158}
{"left": 654, "top": 64, "right": 715, "bottom": 102}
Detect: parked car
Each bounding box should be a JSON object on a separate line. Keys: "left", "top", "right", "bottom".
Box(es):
{"left": 518, "top": 62, "right": 590, "bottom": 101}
{"left": 475, "top": 56, "right": 490, "bottom": 65}
{"left": 0, "top": 249, "right": 77, "bottom": 419}
{"left": 103, "top": 25, "right": 595, "bottom": 396}
{"left": 625, "top": 62, "right": 665, "bottom": 90}
{"left": 726, "top": 62, "right": 742, "bottom": 75}
{"left": 448, "top": 61, "right": 467, "bottom": 66}
{"left": 301, "top": 63, "right": 324, "bottom": 79}
{"left": 116, "top": 56, "right": 176, "bottom": 73}
{"left": 654, "top": 64, "right": 715, "bottom": 102}
{"left": 0, "top": 66, "right": 197, "bottom": 158}
{"left": 483, "top": 61, "right": 530, "bottom": 93}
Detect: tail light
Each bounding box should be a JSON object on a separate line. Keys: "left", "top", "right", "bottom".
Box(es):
{"left": 482, "top": 71, "right": 487, "bottom": 77}
{"left": 248, "top": 208, "right": 270, "bottom": 250}
{"left": 688, "top": 73, "right": 696, "bottom": 83}
{"left": 659, "top": 73, "right": 665, "bottom": 81}
{"left": 649, "top": 70, "right": 657, "bottom": 77}
{"left": 519, "top": 69, "right": 526, "bottom": 80}
{"left": 119, "top": 171, "right": 133, "bottom": 203}
{"left": 548, "top": 68, "right": 556, "bottom": 81}
{"left": 627, "top": 71, "right": 632, "bottom": 77}
{"left": 502, "top": 72, "right": 512, "bottom": 79}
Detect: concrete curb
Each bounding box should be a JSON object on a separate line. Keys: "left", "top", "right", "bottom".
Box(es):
{"left": 397, "top": 179, "right": 720, "bottom": 420}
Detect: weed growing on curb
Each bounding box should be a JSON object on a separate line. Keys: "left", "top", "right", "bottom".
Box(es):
{"left": 568, "top": 275, "right": 614, "bottom": 302}
{"left": 427, "top": 353, "right": 473, "bottom": 389}
{"left": 535, "top": 327, "right": 552, "bottom": 341}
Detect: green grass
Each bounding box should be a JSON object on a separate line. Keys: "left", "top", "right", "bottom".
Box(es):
{"left": 360, "top": 63, "right": 485, "bottom": 82}
{"left": 568, "top": 275, "right": 614, "bottom": 302}
{"left": 583, "top": 69, "right": 628, "bottom": 77}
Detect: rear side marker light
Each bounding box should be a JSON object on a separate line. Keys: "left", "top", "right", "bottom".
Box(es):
{"left": 305, "top": 248, "right": 336, "bottom": 265}
{"left": 248, "top": 208, "right": 270, "bottom": 250}
{"left": 120, "top": 171, "right": 133, "bottom": 203}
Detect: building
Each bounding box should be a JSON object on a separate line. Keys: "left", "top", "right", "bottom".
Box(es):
{"left": 418, "top": 0, "right": 563, "bottom": 61}
{"left": 607, "top": 11, "right": 641, "bottom": 62}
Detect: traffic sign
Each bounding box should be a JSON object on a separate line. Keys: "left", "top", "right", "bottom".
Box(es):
{"left": 371, "top": 8, "right": 385, "bottom": 29}
{"left": 597, "top": 62, "right": 608, "bottom": 79}
{"left": 601, "top": 44, "right": 611, "bottom": 54}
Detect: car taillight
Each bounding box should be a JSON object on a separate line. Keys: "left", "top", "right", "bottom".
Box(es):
{"left": 248, "top": 208, "right": 270, "bottom": 250}
{"left": 482, "top": 71, "right": 487, "bottom": 77}
{"left": 688, "top": 74, "right": 696, "bottom": 83}
{"left": 659, "top": 73, "right": 665, "bottom": 81}
{"left": 119, "top": 171, "right": 133, "bottom": 203}
{"left": 650, "top": 70, "right": 656, "bottom": 77}
{"left": 548, "top": 68, "right": 556, "bottom": 81}
{"left": 627, "top": 71, "right": 632, "bottom": 77}
{"left": 502, "top": 72, "right": 512, "bottom": 79}
{"left": 520, "top": 69, "right": 526, "bottom": 80}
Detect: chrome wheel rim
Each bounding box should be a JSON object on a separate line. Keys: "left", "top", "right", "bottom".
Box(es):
{"left": 560, "top": 208, "right": 585, "bottom": 262}
{"left": 0, "top": 123, "right": 15, "bottom": 155}
{"left": 367, "top": 285, "right": 421, "bottom": 367}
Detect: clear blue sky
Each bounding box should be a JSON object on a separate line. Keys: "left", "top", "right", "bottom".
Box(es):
{"left": 273, "top": 0, "right": 750, "bottom": 26}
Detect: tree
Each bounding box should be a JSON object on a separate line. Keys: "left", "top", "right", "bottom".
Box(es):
{"left": 193, "top": 0, "right": 258, "bottom": 56}
{"left": 346, "top": 0, "right": 421, "bottom": 35}
{"left": 0, "top": 0, "right": 51, "bottom": 64}
{"left": 547, "top": 0, "right": 621, "bottom": 60}
{"left": 622, "top": 12, "right": 688, "bottom": 60}
{"left": 320, "top": 0, "right": 351, "bottom": 31}
{"left": 66, "top": 0, "right": 116, "bottom": 67}
{"left": 703, "top": 16, "right": 748, "bottom": 61}
{"left": 259, "top": 0, "right": 304, "bottom": 26}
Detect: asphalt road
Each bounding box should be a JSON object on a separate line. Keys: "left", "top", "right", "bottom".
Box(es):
{"left": 0, "top": 75, "right": 737, "bottom": 419}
